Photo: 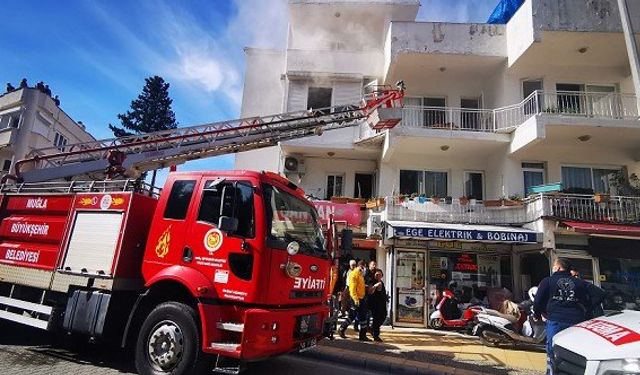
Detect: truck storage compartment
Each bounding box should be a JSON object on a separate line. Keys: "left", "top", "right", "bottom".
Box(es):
{"left": 63, "top": 289, "right": 110, "bottom": 336}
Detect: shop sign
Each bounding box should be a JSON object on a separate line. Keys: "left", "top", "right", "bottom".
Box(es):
{"left": 392, "top": 226, "right": 538, "bottom": 244}
{"left": 313, "top": 201, "right": 361, "bottom": 226}
{"left": 394, "top": 239, "right": 427, "bottom": 249}
{"left": 428, "top": 241, "right": 510, "bottom": 252}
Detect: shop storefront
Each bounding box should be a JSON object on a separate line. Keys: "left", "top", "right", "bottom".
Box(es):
{"left": 555, "top": 222, "right": 640, "bottom": 312}
{"left": 385, "top": 221, "right": 542, "bottom": 328}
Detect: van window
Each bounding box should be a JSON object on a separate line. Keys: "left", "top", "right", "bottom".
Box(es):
{"left": 198, "top": 181, "right": 255, "bottom": 238}
{"left": 163, "top": 180, "right": 196, "bottom": 220}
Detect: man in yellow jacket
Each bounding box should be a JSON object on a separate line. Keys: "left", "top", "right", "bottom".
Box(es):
{"left": 338, "top": 260, "right": 371, "bottom": 341}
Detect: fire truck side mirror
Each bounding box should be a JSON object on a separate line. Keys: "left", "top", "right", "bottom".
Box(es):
{"left": 218, "top": 216, "right": 239, "bottom": 233}
{"left": 340, "top": 229, "right": 353, "bottom": 256}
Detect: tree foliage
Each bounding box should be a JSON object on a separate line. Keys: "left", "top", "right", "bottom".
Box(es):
{"left": 109, "top": 76, "right": 177, "bottom": 137}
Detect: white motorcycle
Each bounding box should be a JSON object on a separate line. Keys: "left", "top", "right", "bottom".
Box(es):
{"left": 472, "top": 287, "right": 547, "bottom": 349}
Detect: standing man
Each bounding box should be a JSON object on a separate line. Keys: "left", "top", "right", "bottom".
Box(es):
{"left": 339, "top": 260, "right": 370, "bottom": 341}
{"left": 368, "top": 269, "right": 388, "bottom": 342}
{"left": 534, "top": 258, "right": 591, "bottom": 375}
{"left": 340, "top": 260, "right": 357, "bottom": 317}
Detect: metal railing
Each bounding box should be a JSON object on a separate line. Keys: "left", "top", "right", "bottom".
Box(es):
{"left": 395, "top": 91, "right": 640, "bottom": 134}
{"left": 0, "top": 179, "right": 162, "bottom": 197}
{"left": 381, "top": 193, "right": 640, "bottom": 225}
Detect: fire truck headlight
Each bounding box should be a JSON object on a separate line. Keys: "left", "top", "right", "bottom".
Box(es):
{"left": 596, "top": 358, "right": 640, "bottom": 375}
{"left": 271, "top": 335, "right": 279, "bottom": 344}
{"left": 285, "top": 260, "right": 302, "bottom": 278}
{"left": 287, "top": 241, "right": 300, "bottom": 256}
{"left": 272, "top": 322, "right": 279, "bottom": 331}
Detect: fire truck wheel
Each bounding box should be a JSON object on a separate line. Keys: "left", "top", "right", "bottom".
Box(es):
{"left": 135, "top": 302, "right": 207, "bottom": 375}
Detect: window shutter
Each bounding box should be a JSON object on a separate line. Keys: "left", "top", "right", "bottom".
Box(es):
{"left": 333, "top": 81, "right": 362, "bottom": 106}
{"left": 287, "top": 81, "right": 308, "bottom": 111}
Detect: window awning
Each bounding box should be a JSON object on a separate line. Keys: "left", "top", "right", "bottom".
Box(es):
{"left": 386, "top": 221, "right": 541, "bottom": 244}
{"left": 561, "top": 221, "right": 640, "bottom": 238}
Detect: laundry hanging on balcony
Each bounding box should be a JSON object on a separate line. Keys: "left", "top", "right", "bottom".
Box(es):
{"left": 487, "top": 0, "right": 524, "bottom": 24}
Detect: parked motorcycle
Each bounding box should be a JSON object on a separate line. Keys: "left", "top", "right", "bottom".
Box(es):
{"left": 429, "top": 288, "right": 484, "bottom": 332}
{"left": 472, "top": 287, "right": 546, "bottom": 349}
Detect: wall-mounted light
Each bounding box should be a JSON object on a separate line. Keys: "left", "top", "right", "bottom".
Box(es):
{"left": 335, "top": 12, "right": 341, "bottom": 18}
{"left": 578, "top": 47, "right": 588, "bottom": 54}
{"left": 439, "top": 66, "right": 447, "bottom": 72}
{"left": 440, "top": 145, "right": 450, "bottom": 151}
{"left": 578, "top": 135, "right": 592, "bottom": 142}
{"left": 327, "top": 151, "right": 335, "bottom": 157}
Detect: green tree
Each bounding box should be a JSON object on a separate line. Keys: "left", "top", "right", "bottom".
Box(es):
{"left": 109, "top": 75, "right": 178, "bottom": 137}
{"left": 109, "top": 76, "right": 178, "bottom": 184}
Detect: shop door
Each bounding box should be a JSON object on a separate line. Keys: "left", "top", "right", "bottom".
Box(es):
{"left": 393, "top": 249, "right": 427, "bottom": 327}
{"left": 563, "top": 256, "right": 598, "bottom": 284}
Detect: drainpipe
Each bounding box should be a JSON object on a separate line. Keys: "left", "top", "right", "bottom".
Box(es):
{"left": 618, "top": 0, "right": 640, "bottom": 110}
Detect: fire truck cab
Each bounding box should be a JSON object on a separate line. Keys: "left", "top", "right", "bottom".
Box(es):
{"left": 0, "top": 170, "right": 332, "bottom": 375}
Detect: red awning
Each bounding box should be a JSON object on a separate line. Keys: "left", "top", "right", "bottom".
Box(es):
{"left": 561, "top": 221, "right": 640, "bottom": 238}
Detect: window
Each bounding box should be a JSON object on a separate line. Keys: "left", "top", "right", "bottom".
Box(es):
{"left": 561, "top": 166, "right": 619, "bottom": 194}
{"left": 461, "top": 98, "right": 480, "bottom": 130}
{"left": 54, "top": 132, "right": 68, "bottom": 152}
{"left": 523, "top": 162, "right": 545, "bottom": 195}
{"left": 10, "top": 116, "right": 19, "bottom": 128}
{"left": 424, "top": 97, "right": 446, "bottom": 127}
{"left": 326, "top": 174, "right": 344, "bottom": 199}
{"left": 197, "top": 180, "right": 255, "bottom": 238}
{"left": 1, "top": 160, "right": 11, "bottom": 173}
{"left": 354, "top": 173, "right": 374, "bottom": 199}
{"left": 307, "top": 87, "right": 332, "bottom": 110}
{"left": 163, "top": 180, "right": 196, "bottom": 220}
{"left": 400, "top": 170, "right": 447, "bottom": 197}
{"left": 464, "top": 171, "right": 484, "bottom": 200}
{"left": 556, "top": 83, "right": 584, "bottom": 114}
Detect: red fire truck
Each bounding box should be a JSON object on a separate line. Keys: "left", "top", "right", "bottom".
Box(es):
{"left": 0, "top": 84, "right": 403, "bottom": 374}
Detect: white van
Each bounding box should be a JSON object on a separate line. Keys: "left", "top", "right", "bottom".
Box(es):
{"left": 552, "top": 310, "right": 640, "bottom": 374}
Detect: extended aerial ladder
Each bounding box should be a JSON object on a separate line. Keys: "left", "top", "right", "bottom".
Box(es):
{"left": 4, "top": 83, "right": 404, "bottom": 183}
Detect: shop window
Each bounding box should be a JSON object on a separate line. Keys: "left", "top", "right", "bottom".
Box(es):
{"left": 325, "top": 174, "right": 344, "bottom": 199}
{"left": 561, "top": 166, "right": 619, "bottom": 194}
{"left": 307, "top": 87, "right": 332, "bottom": 111}
{"left": 399, "top": 170, "right": 447, "bottom": 198}
{"left": 599, "top": 257, "right": 640, "bottom": 311}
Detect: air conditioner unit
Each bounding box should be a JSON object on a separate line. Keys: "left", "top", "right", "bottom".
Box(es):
{"left": 283, "top": 155, "right": 306, "bottom": 175}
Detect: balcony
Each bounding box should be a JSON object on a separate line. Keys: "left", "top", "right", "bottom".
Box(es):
{"left": 400, "top": 91, "right": 640, "bottom": 133}
{"left": 379, "top": 193, "right": 640, "bottom": 226}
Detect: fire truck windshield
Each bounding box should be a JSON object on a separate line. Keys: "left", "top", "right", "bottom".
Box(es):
{"left": 263, "top": 184, "right": 326, "bottom": 258}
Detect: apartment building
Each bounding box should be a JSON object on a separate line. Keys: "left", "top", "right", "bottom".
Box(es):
{"left": 237, "top": 0, "right": 640, "bottom": 327}
{"left": 0, "top": 87, "right": 96, "bottom": 177}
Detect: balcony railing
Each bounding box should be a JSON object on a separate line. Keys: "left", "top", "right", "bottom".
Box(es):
{"left": 395, "top": 91, "right": 640, "bottom": 133}
{"left": 381, "top": 193, "right": 640, "bottom": 225}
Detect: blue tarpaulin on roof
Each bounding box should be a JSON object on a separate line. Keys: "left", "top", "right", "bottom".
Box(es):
{"left": 487, "top": 0, "right": 524, "bottom": 24}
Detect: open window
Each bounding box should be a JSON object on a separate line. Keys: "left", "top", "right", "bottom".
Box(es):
{"left": 197, "top": 180, "right": 255, "bottom": 238}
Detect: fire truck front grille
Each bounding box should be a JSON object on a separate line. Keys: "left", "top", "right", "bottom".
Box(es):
{"left": 290, "top": 291, "right": 323, "bottom": 299}
{"left": 554, "top": 345, "right": 587, "bottom": 375}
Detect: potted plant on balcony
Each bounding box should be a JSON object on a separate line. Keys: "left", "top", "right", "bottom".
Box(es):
{"left": 366, "top": 197, "right": 386, "bottom": 209}
{"left": 483, "top": 198, "right": 504, "bottom": 207}
{"left": 506, "top": 194, "right": 524, "bottom": 206}
{"left": 431, "top": 195, "right": 440, "bottom": 205}
{"left": 459, "top": 196, "right": 470, "bottom": 206}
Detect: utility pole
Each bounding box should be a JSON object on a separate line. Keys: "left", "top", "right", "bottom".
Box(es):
{"left": 618, "top": 0, "right": 640, "bottom": 97}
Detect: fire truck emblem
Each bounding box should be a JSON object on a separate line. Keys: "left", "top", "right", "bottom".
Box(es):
{"left": 204, "top": 228, "right": 223, "bottom": 254}
{"left": 79, "top": 197, "right": 98, "bottom": 206}
{"left": 100, "top": 195, "right": 113, "bottom": 210}
{"left": 155, "top": 226, "right": 171, "bottom": 258}
{"left": 112, "top": 197, "right": 125, "bottom": 206}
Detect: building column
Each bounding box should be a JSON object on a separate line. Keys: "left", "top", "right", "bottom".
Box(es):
{"left": 618, "top": 0, "right": 640, "bottom": 100}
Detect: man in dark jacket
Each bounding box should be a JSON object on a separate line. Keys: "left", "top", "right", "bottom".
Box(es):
{"left": 534, "top": 258, "right": 592, "bottom": 375}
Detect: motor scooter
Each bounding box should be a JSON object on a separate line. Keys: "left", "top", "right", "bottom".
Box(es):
{"left": 472, "top": 287, "right": 546, "bottom": 349}
{"left": 429, "top": 289, "right": 484, "bottom": 332}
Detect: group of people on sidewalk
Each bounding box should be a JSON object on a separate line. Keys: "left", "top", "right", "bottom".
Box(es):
{"left": 337, "top": 260, "right": 389, "bottom": 342}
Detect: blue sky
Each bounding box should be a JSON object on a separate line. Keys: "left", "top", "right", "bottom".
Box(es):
{"left": 0, "top": 0, "right": 496, "bottom": 177}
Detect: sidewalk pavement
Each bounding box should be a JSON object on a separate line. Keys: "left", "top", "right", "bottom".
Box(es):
{"left": 301, "top": 326, "right": 546, "bottom": 374}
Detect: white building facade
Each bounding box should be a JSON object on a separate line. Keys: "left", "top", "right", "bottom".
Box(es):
{"left": 0, "top": 88, "right": 96, "bottom": 176}
{"left": 237, "top": 0, "right": 640, "bottom": 327}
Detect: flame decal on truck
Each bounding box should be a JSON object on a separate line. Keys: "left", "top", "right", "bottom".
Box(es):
{"left": 155, "top": 226, "right": 171, "bottom": 258}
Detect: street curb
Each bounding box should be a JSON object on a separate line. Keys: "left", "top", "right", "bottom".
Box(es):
{"left": 300, "top": 344, "right": 480, "bottom": 375}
